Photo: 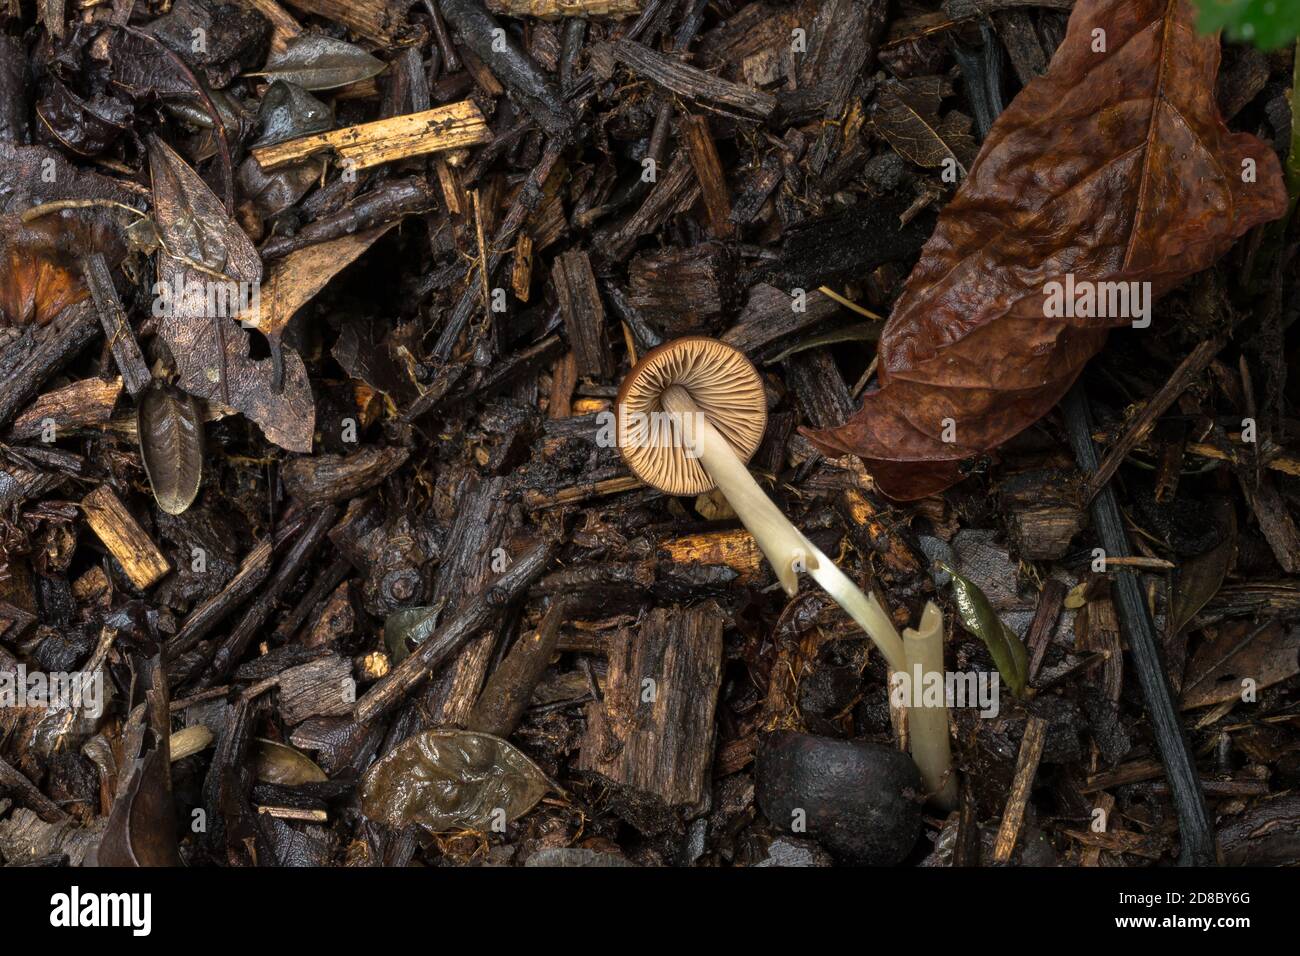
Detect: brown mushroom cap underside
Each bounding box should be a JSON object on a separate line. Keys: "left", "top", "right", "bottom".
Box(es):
{"left": 616, "top": 336, "right": 767, "bottom": 496}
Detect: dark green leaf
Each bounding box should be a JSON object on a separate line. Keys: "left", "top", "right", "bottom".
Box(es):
{"left": 360, "top": 730, "right": 550, "bottom": 832}
{"left": 1196, "top": 0, "right": 1300, "bottom": 50}
{"left": 940, "top": 562, "right": 1029, "bottom": 696}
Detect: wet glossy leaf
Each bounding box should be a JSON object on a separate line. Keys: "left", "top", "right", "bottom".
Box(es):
{"left": 804, "top": 0, "right": 1288, "bottom": 499}
{"left": 940, "top": 562, "right": 1028, "bottom": 696}
{"left": 253, "top": 35, "right": 386, "bottom": 91}
{"left": 148, "top": 136, "right": 316, "bottom": 452}
{"left": 360, "top": 730, "right": 550, "bottom": 832}
{"left": 35, "top": 77, "right": 132, "bottom": 157}
{"left": 254, "top": 80, "right": 333, "bottom": 148}
{"left": 255, "top": 739, "right": 328, "bottom": 785}
{"left": 137, "top": 385, "right": 204, "bottom": 516}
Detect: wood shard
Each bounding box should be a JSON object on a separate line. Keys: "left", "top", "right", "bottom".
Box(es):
{"left": 992, "top": 714, "right": 1048, "bottom": 864}
{"left": 280, "top": 0, "right": 411, "bottom": 44}
{"left": 681, "top": 114, "right": 733, "bottom": 238}
{"left": 609, "top": 39, "right": 776, "bottom": 120}
{"left": 552, "top": 249, "right": 613, "bottom": 379}
{"left": 80, "top": 485, "right": 171, "bottom": 590}
{"left": 578, "top": 605, "right": 724, "bottom": 811}
{"left": 252, "top": 102, "right": 491, "bottom": 172}
{"left": 8, "top": 376, "right": 122, "bottom": 441}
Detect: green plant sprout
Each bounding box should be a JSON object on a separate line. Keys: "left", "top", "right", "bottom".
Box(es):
{"left": 1197, "top": 0, "right": 1300, "bottom": 50}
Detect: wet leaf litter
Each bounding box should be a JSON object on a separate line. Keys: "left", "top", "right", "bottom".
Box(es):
{"left": 0, "top": 0, "right": 1296, "bottom": 871}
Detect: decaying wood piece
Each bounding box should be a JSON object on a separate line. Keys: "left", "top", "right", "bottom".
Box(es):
{"left": 204, "top": 505, "right": 341, "bottom": 684}
{"left": 578, "top": 604, "right": 724, "bottom": 816}
{"left": 609, "top": 39, "right": 776, "bottom": 120}
{"left": 661, "top": 529, "right": 764, "bottom": 585}
{"left": 627, "top": 242, "right": 731, "bottom": 336}
{"left": 995, "top": 469, "right": 1084, "bottom": 561}
{"left": 282, "top": 447, "right": 411, "bottom": 504}
{"left": 0, "top": 303, "right": 100, "bottom": 432}
{"left": 721, "top": 284, "right": 841, "bottom": 357}
{"left": 354, "top": 534, "right": 560, "bottom": 724}
{"left": 7, "top": 376, "right": 122, "bottom": 441}
{"left": 165, "top": 513, "right": 310, "bottom": 661}
{"left": 421, "top": 474, "right": 516, "bottom": 724}
{"left": 281, "top": 0, "right": 413, "bottom": 44}
{"left": 593, "top": 153, "right": 698, "bottom": 264}
{"left": 0, "top": 756, "right": 70, "bottom": 824}
{"left": 252, "top": 102, "right": 490, "bottom": 172}
{"left": 468, "top": 599, "right": 571, "bottom": 737}
{"left": 277, "top": 655, "right": 354, "bottom": 725}
{"left": 552, "top": 249, "right": 613, "bottom": 379}
{"left": 80, "top": 485, "right": 171, "bottom": 590}
{"left": 486, "top": 0, "right": 640, "bottom": 17}
{"left": 438, "top": 0, "right": 575, "bottom": 135}
{"left": 680, "top": 114, "right": 733, "bottom": 238}
{"left": 79, "top": 252, "right": 150, "bottom": 397}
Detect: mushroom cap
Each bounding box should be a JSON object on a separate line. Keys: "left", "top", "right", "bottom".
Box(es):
{"left": 616, "top": 336, "right": 767, "bottom": 496}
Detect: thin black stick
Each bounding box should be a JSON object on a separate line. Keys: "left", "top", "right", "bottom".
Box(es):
{"left": 1062, "top": 381, "right": 1217, "bottom": 866}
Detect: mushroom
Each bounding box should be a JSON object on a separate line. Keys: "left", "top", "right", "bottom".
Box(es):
{"left": 616, "top": 337, "right": 907, "bottom": 674}
{"left": 901, "top": 601, "right": 957, "bottom": 810}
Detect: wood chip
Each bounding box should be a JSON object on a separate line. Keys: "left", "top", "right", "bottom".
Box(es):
{"left": 991, "top": 714, "right": 1048, "bottom": 864}
{"left": 252, "top": 102, "right": 491, "bottom": 172}
{"left": 80, "top": 485, "right": 171, "bottom": 590}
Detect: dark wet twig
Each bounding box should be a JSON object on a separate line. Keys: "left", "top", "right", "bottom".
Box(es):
{"left": 1062, "top": 381, "right": 1217, "bottom": 866}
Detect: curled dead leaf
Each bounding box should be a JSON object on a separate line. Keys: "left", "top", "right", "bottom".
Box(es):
{"left": 804, "top": 0, "right": 1288, "bottom": 499}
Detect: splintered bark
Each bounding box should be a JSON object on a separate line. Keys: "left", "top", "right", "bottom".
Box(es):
{"left": 627, "top": 242, "right": 730, "bottom": 336}
{"left": 995, "top": 469, "right": 1084, "bottom": 561}
{"left": 680, "top": 114, "right": 733, "bottom": 238}
{"left": 609, "top": 39, "right": 775, "bottom": 120}
{"left": 277, "top": 655, "right": 354, "bottom": 725}
{"left": 593, "top": 153, "right": 698, "bottom": 264}
{"left": 552, "top": 250, "right": 613, "bottom": 379}
{"left": 721, "top": 284, "right": 841, "bottom": 356}
{"left": 8, "top": 377, "right": 122, "bottom": 441}
{"left": 438, "top": 0, "right": 574, "bottom": 136}
{"left": 252, "top": 102, "right": 491, "bottom": 172}
{"left": 354, "top": 534, "right": 560, "bottom": 724}
{"left": 80, "top": 485, "right": 171, "bottom": 590}
{"left": 80, "top": 253, "right": 150, "bottom": 397}
{"left": 281, "top": 0, "right": 412, "bottom": 44}
{"left": 578, "top": 604, "right": 724, "bottom": 813}
{"left": 0, "top": 303, "right": 101, "bottom": 431}
{"left": 422, "top": 474, "right": 515, "bottom": 724}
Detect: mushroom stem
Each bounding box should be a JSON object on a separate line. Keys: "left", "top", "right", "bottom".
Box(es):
{"left": 902, "top": 602, "right": 957, "bottom": 811}
{"left": 660, "top": 385, "right": 907, "bottom": 673}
